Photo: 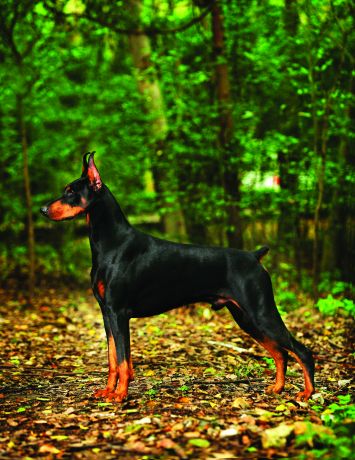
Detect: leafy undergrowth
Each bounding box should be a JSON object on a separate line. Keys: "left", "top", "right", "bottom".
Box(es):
{"left": 0, "top": 288, "right": 353, "bottom": 459}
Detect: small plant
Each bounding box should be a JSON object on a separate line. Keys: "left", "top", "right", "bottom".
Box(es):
{"left": 145, "top": 388, "right": 158, "bottom": 397}
{"left": 321, "top": 394, "right": 354, "bottom": 425}
{"left": 179, "top": 385, "right": 190, "bottom": 393}
{"left": 263, "top": 357, "right": 276, "bottom": 370}
{"left": 318, "top": 275, "right": 353, "bottom": 297}
{"left": 274, "top": 278, "right": 298, "bottom": 312}
{"left": 296, "top": 395, "right": 354, "bottom": 459}
{"left": 235, "top": 361, "right": 264, "bottom": 379}
{"left": 316, "top": 295, "right": 355, "bottom": 317}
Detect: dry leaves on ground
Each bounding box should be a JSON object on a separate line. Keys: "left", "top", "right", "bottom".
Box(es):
{"left": 0, "top": 287, "right": 353, "bottom": 459}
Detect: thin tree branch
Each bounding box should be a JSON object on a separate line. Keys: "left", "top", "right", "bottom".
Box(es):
{"left": 0, "top": 8, "right": 22, "bottom": 65}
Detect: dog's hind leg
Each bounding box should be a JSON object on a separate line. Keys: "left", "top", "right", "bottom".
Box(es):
{"left": 260, "top": 324, "right": 314, "bottom": 400}
{"left": 250, "top": 280, "right": 314, "bottom": 400}
{"left": 283, "top": 335, "right": 315, "bottom": 400}
{"left": 226, "top": 303, "right": 289, "bottom": 395}
{"left": 227, "top": 287, "right": 314, "bottom": 399}
{"left": 254, "top": 337, "right": 289, "bottom": 394}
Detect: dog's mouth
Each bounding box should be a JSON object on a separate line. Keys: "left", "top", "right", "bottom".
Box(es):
{"left": 40, "top": 202, "right": 86, "bottom": 221}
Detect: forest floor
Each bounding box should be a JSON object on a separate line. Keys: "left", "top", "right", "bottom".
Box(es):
{"left": 0, "top": 286, "right": 353, "bottom": 459}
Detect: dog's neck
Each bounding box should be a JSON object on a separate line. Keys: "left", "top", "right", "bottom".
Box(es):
{"left": 87, "top": 184, "right": 132, "bottom": 256}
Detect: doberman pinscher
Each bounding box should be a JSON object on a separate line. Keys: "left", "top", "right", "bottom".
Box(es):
{"left": 40, "top": 152, "right": 315, "bottom": 402}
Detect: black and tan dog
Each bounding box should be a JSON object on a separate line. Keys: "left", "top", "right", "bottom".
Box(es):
{"left": 41, "top": 152, "right": 315, "bottom": 402}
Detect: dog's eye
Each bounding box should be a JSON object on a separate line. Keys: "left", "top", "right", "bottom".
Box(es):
{"left": 65, "top": 188, "right": 74, "bottom": 196}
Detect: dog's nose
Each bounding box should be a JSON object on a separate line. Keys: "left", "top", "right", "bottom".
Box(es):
{"left": 40, "top": 206, "right": 48, "bottom": 216}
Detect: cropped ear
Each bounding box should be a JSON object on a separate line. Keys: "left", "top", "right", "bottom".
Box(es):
{"left": 87, "top": 152, "right": 102, "bottom": 191}
{"left": 82, "top": 152, "right": 91, "bottom": 175}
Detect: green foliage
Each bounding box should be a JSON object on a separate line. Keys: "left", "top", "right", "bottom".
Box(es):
{"left": 188, "top": 438, "right": 210, "bottom": 448}
{"left": 145, "top": 388, "right": 158, "bottom": 397}
{"left": 179, "top": 385, "right": 190, "bottom": 393}
{"left": 262, "top": 357, "right": 276, "bottom": 370}
{"left": 234, "top": 361, "right": 264, "bottom": 379}
{"left": 321, "top": 394, "right": 354, "bottom": 425}
{"left": 274, "top": 271, "right": 299, "bottom": 313}
{"left": 0, "top": 0, "right": 353, "bottom": 284}
{"left": 296, "top": 395, "right": 355, "bottom": 459}
{"left": 316, "top": 295, "right": 355, "bottom": 317}
{"left": 318, "top": 275, "right": 353, "bottom": 297}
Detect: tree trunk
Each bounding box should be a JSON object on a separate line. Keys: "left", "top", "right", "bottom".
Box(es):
{"left": 312, "top": 113, "right": 328, "bottom": 301}
{"left": 17, "top": 94, "right": 35, "bottom": 303}
{"left": 127, "top": 0, "right": 185, "bottom": 239}
{"left": 320, "top": 25, "right": 353, "bottom": 282}
{"left": 283, "top": 0, "right": 298, "bottom": 36}
{"left": 277, "top": 0, "right": 302, "bottom": 279}
{"left": 321, "top": 104, "right": 351, "bottom": 280}
{"left": 211, "top": 2, "right": 243, "bottom": 249}
{"left": 306, "top": 37, "right": 325, "bottom": 301}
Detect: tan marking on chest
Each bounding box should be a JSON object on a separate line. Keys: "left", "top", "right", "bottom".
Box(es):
{"left": 97, "top": 280, "right": 105, "bottom": 300}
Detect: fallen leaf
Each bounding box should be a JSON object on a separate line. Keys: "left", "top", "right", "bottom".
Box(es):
{"left": 261, "top": 423, "right": 294, "bottom": 449}
{"left": 242, "top": 434, "right": 251, "bottom": 446}
{"left": 232, "top": 397, "right": 250, "bottom": 409}
{"left": 188, "top": 438, "right": 210, "bottom": 448}
{"left": 294, "top": 421, "right": 333, "bottom": 437}
{"left": 338, "top": 379, "right": 351, "bottom": 388}
{"left": 220, "top": 427, "right": 238, "bottom": 438}
{"left": 124, "top": 441, "right": 150, "bottom": 453}
{"left": 7, "top": 419, "right": 19, "bottom": 427}
{"left": 157, "top": 438, "right": 186, "bottom": 457}
{"left": 184, "top": 431, "right": 202, "bottom": 438}
{"left": 275, "top": 403, "right": 289, "bottom": 412}
{"left": 50, "top": 435, "right": 68, "bottom": 441}
{"left": 39, "top": 444, "right": 61, "bottom": 454}
{"left": 134, "top": 417, "right": 152, "bottom": 425}
{"left": 177, "top": 396, "right": 191, "bottom": 403}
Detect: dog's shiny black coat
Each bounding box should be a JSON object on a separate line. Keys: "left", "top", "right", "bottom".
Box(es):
{"left": 41, "top": 152, "right": 315, "bottom": 401}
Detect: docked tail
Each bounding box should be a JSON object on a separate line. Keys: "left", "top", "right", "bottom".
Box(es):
{"left": 254, "top": 246, "right": 269, "bottom": 261}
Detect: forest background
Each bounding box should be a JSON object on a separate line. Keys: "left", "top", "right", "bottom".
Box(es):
{"left": 0, "top": 1, "right": 354, "bottom": 459}
{"left": 0, "top": 0, "right": 354, "bottom": 313}
{"left": 0, "top": 0, "right": 354, "bottom": 302}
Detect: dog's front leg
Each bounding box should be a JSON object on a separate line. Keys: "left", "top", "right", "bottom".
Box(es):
{"left": 93, "top": 314, "right": 119, "bottom": 398}
{"left": 105, "top": 311, "right": 132, "bottom": 403}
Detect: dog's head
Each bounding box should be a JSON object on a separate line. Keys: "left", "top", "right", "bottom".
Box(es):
{"left": 40, "top": 152, "right": 102, "bottom": 221}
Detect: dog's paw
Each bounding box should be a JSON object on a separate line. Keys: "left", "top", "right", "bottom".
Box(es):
{"left": 265, "top": 384, "right": 284, "bottom": 395}
{"left": 106, "top": 390, "right": 128, "bottom": 403}
{"left": 92, "top": 388, "right": 115, "bottom": 399}
{"left": 296, "top": 390, "right": 313, "bottom": 401}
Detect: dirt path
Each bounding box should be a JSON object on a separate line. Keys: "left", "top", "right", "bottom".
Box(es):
{"left": 0, "top": 288, "right": 353, "bottom": 459}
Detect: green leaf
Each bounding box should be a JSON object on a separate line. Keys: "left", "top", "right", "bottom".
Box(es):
{"left": 188, "top": 439, "right": 210, "bottom": 448}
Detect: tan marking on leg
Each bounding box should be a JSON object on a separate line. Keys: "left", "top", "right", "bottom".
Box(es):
{"left": 107, "top": 359, "right": 130, "bottom": 403}
{"left": 257, "top": 338, "right": 287, "bottom": 395}
{"left": 289, "top": 351, "right": 315, "bottom": 401}
{"left": 93, "top": 334, "right": 118, "bottom": 398}
{"left": 107, "top": 334, "right": 119, "bottom": 389}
